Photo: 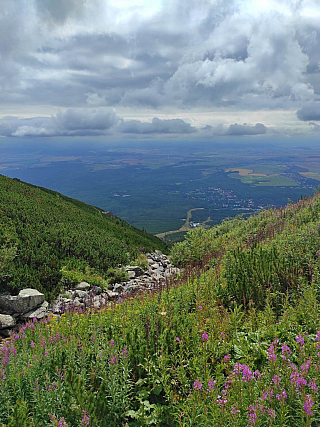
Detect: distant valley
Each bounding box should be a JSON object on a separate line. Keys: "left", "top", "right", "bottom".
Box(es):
{"left": 1, "top": 138, "right": 319, "bottom": 237}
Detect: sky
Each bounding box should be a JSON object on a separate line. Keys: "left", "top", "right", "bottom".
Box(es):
{"left": 1, "top": 0, "right": 320, "bottom": 140}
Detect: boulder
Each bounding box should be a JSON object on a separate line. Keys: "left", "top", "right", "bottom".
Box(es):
{"left": 75, "top": 290, "right": 88, "bottom": 299}
{"left": 125, "top": 266, "right": 144, "bottom": 277}
{"left": 0, "top": 314, "right": 15, "bottom": 329}
{"left": 23, "top": 301, "right": 49, "bottom": 320}
{"left": 76, "top": 282, "right": 91, "bottom": 291}
{"left": 0, "top": 289, "right": 45, "bottom": 314}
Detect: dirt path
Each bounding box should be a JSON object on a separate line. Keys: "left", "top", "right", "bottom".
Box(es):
{"left": 156, "top": 207, "right": 205, "bottom": 238}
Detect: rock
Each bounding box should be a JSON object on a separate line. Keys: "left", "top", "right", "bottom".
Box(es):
{"left": 23, "top": 301, "right": 49, "bottom": 320}
{"left": 75, "top": 290, "right": 88, "bottom": 299}
{"left": 105, "top": 291, "right": 119, "bottom": 300}
{"left": 150, "top": 263, "right": 159, "bottom": 270}
{"left": 124, "top": 285, "right": 142, "bottom": 296}
{"left": 0, "top": 314, "right": 15, "bottom": 329}
{"left": 127, "top": 270, "right": 136, "bottom": 279}
{"left": 0, "top": 288, "right": 45, "bottom": 314}
{"left": 91, "top": 286, "right": 102, "bottom": 295}
{"left": 125, "top": 265, "right": 144, "bottom": 276}
{"left": 76, "top": 282, "right": 91, "bottom": 291}
{"left": 113, "top": 284, "right": 124, "bottom": 293}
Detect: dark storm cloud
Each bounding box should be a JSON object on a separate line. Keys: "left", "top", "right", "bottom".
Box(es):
{"left": 297, "top": 103, "right": 320, "bottom": 121}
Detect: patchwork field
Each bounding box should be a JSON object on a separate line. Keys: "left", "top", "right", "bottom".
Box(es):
{"left": 1, "top": 138, "right": 319, "bottom": 235}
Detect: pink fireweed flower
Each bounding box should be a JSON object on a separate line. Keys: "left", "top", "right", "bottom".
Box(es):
{"left": 301, "top": 360, "right": 311, "bottom": 372}
{"left": 272, "top": 375, "right": 281, "bottom": 387}
{"left": 108, "top": 355, "right": 118, "bottom": 365}
{"left": 231, "top": 405, "right": 240, "bottom": 416}
{"left": 309, "top": 379, "right": 318, "bottom": 391}
{"left": 30, "top": 341, "right": 35, "bottom": 348}
{"left": 223, "top": 354, "right": 231, "bottom": 362}
{"left": 254, "top": 370, "right": 261, "bottom": 380}
{"left": 276, "top": 390, "right": 287, "bottom": 400}
{"left": 81, "top": 410, "right": 90, "bottom": 426}
{"left": 109, "top": 339, "right": 114, "bottom": 346}
{"left": 198, "top": 305, "right": 203, "bottom": 310}
{"left": 207, "top": 379, "right": 215, "bottom": 391}
{"left": 303, "top": 395, "right": 314, "bottom": 416}
{"left": 193, "top": 379, "right": 202, "bottom": 390}
{"left": 175, "top": 337, "right": 182, "bottom": 343}
{"left": 247, "top": 405, "right": 258, "bottom": 424}
{"left": 202, "top": 332, "right": 209, "bottom": 342}
{"left": 267, "top": 343, "right": 277, "bottom": 362}
{"left": 296, "top": 334, "right": 304, "bottom": 345}
{"left": 281, "top": 344, "right": 291, "bottom": 356}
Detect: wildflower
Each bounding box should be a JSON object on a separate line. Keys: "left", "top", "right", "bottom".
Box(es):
{"left": 202, "top": 332, "right": 209, "bottom": 342}
{"left": 247, "top": 405, "right": 258, "bottom": 424}
{"left": 309, "top": 379, "right": 318, "bottom": 391}
{"left": 175, "top": 337, "right": 182, "bottom": 343}
{"left": 281, "top": 343, "right": 291, "bottom": 356}
{"left": 30, "top": 341, "right": 35, "bottom": 348}
{"left": 301, "top": 360, "right": 311, "bottom": 372}
{"left": 231, "top": 405, "right": 240, "bottom": 416}
{"left": 272, "top": 375, "right": 281, "bottom": 387}
{"left": 223, "top": 354, "right": 230, "bottom": 363}
{"left": 207, "top": 379, "right": 215, "bottom": 391}
{"left": 198, "top": 305, "right": 203, "bottom": 310}
{"left": 122, "top": 346, "right": 128, "bottom": 356}
{"left": 109, "top": 339, "right": 114, "bottom": 346}
{"left": 296, "top": 334, "right": 304, "bottom": 346}
{"left": 193, "top": 379, "right": 202, "bottom": 390}
{"left": 81, "top": 410, "right": 90, "bottom": 426}
{"left": 267, "top": 343, "right": 277, "bottom": 362}
{"left": 254, "top": 370, "right": 261, "bottom": 380}
{"left": 108, "top": 355, "right": 118, "bottom": 365}
{"left": 276, "top": 390, "right": 287, "bottom": 400}
{"left": 303, "top": 395, "right": 314, "bottom": 416}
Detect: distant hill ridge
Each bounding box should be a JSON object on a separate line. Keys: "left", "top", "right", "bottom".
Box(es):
{"left": 0, "top": 175, "right": 166, "bottom": 299}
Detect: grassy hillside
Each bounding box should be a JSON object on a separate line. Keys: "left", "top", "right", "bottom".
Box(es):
{"left": 2, "top": 192, "right": 320, "bottom": 425}
{"left": 0, "top": 175, "right": 166, "bottom": 298}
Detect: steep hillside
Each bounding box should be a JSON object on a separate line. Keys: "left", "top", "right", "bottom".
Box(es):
{"left": 172, "top": 191, "right": 320, "bottom": 309}
{"left": 3, "top": 193, "right": 320, "bottom": 425}
{"left": 0, "top": 175, "right": 166, "bottom": 298}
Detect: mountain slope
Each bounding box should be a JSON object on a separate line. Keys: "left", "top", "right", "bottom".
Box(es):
{"left": 0, "top": 175, "right": 166, "bottom": 298}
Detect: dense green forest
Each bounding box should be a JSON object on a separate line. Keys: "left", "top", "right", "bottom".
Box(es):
{"left": 0, "top": 175, "right": 166, "bottom": 298}
{"left": 3, "top": 184, "right": 320, "bottom": 425}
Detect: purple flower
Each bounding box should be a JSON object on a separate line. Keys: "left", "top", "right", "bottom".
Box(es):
{"left": 309, "top": 379, "right": 318, "bottom": 391}
{"left": 81, "top": 410, "right": 90, "bottom": 426}
{"left": 207, "top": 379, "right": 215, "bottom": 391}
{"left": 202, "top": 333, "right": 209, "bottom": 342}
{"left": 109, "top": 339, "right": 115, "bottom": 346}
{"left": 30, "top": 341, "right": 35, "bottom": 348}
{"left": 281, "top": 344, "right": 291, "bottom": 356}
{"left": 296, "top": 334, "right": 304, "bottom": 346}
{"left": 272, "top": 375, "right": 281, "bottom": 387}
{"left": 193, "top": 379, "right": 202, "bottom": 390}
{"left": 276, "top": 390, "right": 287, "bottom": 400}
{"left": 247, "top": 405, "right": 258, "bottom": 424}
{"left": 223, "top": 354, "right": 230, "bottom": 363}
{"left": 175, "top": 337, "right": 182, "bottom": 343}
{"left": 198, "top": 305, "right": 203, "bottom": 310}
{"left": 303, "top": 395, "right": 314, "bottom": 416}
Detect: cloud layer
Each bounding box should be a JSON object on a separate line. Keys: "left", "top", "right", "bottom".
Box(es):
{"left": 0, "top": 109, "right": 268, "bottom": 138}
{"left": 1, "top": 0, "right": 320, "bottom": 135}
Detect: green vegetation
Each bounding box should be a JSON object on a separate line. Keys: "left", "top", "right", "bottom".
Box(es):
{"left": 3, "top": 185, "right": 320, "bottom": 425}
{"left": 0, "top": 175, "right": 166, "bottom": 299}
